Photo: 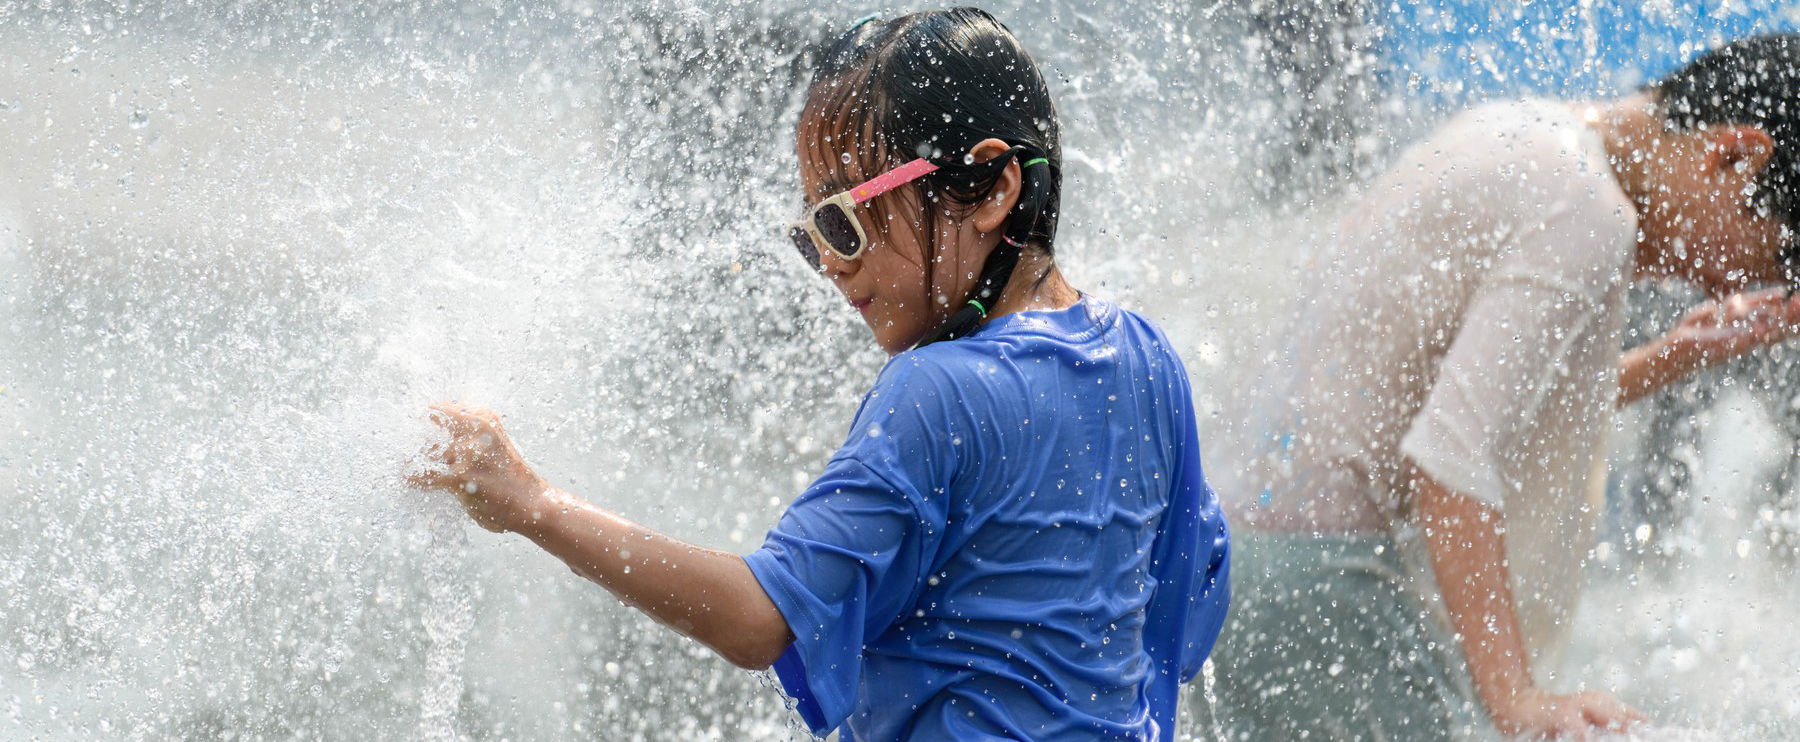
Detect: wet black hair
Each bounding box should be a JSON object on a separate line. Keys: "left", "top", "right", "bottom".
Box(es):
{"left": 800, "top": 7, "right": 1061, "bottom": 346}
{"left": 1652, "top": 33, "right": 1800, "bottom": 271}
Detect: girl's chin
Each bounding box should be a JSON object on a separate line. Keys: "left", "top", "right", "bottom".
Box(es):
{"left": 873, "top": 334, "right": 915, "bottom": 356}
{"left": 867, "top": 322, "right": 925, "bottom": 355}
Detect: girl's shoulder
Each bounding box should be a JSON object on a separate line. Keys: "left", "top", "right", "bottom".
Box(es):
{"left": 872, "top": 340, "right": 994, "bottom": 400}
{"left": 1426, "top": 100, "right": 1613, "bottom": 186}
{"left": 883, "top": 298, "right": 1189, "bottom": 392}
{"left": 868, "top": 341, "right": 975, "bottom": 391}
{"left": 1372, "top": 99, "right": 1633, "bottom": 244}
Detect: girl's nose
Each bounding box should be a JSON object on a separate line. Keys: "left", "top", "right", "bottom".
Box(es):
{"left": 817, "top": 243, "right": 863, "bottom": 280}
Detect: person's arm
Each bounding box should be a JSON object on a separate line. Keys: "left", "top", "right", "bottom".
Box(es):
{"left": 1617, "top": 333, "right": 1700, "bottom": 406}
{"left": 1395, "top": 211, "right": 1644, "bottom": 735}
{"left": 412, "top": 403, "right": 792, "bottom": 670}
{"left": 1619, "top": 287, "right": 1800, "bottom": 406}
{"left": 1414, "top": 466, "right": 1642, "bottom": 737}
{"left": 522, "top": 487, "right": 793, "bottom": 668}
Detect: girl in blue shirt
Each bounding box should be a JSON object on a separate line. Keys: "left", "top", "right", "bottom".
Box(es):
{"left": 412, "top": 8, "right": 1229, "bottom": 741}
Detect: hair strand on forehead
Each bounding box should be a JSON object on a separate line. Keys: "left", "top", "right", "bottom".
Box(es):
{"left": 798, "top": 7, "right": 1063, "bottom": 346}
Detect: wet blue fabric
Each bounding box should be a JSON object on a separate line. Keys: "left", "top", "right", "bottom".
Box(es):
{"left": 744, "top": 297, "right": 1231, "bottom": 742}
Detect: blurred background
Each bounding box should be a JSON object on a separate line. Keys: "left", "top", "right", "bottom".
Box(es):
{"left": 0, "top": 1, "right": 1796, "bottom": 739}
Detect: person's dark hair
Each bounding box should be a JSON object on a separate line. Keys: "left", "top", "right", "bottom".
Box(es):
{"left": 800, "top": 7, "right": 1061, "bottom": 346}
{"left": 1652, "top": 34, "right": 1800, "bottom": 250}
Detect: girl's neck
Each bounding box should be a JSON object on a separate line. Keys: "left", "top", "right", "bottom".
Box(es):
{"left": 1581, "top": 94, "right": 1690, "bottom": 278}
{"left": 988, "top": 249, "right": 1080, "bottom": 319}
{"left": 1583, "top": 94, "right": 1665, "bottom": 211}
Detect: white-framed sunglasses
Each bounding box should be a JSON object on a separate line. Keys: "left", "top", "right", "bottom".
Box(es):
{"left": 787, "top": 157, "right": 940, "bottom": 270}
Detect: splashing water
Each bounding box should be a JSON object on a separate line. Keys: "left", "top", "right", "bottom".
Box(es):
{"left": 416, "top": 502, "right": 475, "bottom": 742}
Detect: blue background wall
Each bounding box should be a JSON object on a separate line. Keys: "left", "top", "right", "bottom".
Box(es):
{"left": 1380, "top": 1, "right": 1800, "bottom": 102}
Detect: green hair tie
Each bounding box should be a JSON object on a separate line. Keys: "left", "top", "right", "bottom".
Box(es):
{"left": 967, "top": 298, "right": 988, "bottom": 316}
{"left": 1021, "top": 157, "right": 1049, "bottom": 169}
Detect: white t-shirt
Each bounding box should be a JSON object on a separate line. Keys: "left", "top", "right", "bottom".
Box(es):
{"left": 1218, "top": 99, "right": 1639, "bottom": 662}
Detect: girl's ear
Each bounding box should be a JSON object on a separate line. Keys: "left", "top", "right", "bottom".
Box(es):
{"left": 1706, "top": 125, "right": 1776, "bottom": 177}
{"left": 969, "top": 137, "right": 1022, "bottom": 234}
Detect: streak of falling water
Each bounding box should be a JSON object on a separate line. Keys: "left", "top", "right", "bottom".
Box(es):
{"left": 418, "top": 505, "right": 474, "bottom": 742}
{"left": 1196, "top": 659, "right": 1226, "bottom": 742}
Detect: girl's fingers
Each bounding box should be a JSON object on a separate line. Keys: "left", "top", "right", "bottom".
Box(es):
{"left": 429, "top": 404, "right": 478, "bottom": 434}
{"left": 1596, "top": 693, "right": 1646, "bottom": 725}
{"left": 1739, "top": 287, "right": 1800, "bottom": 315}
{"left": 1574, "top": 692, "right": 1640, "bottom": 733}
{"left": 452, "top": 436, "right": 487, "bottom": 461}
{"left": 1548, "top": 709, "right": 1587, "bottom": 741}
{"left": 414, "top": 402, "right": 512, "bottom": 491}
{"left": 406, "top": 469, "right": 455, "bottom": 490}
{"left": 1778, "top": 294, "right": 1800, "bottom": 325}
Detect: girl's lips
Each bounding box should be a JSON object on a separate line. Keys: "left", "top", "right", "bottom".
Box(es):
{"left": 850, "top": 297, "right": 875, "bottom": 311}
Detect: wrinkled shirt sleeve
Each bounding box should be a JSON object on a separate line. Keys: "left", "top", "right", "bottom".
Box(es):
{"left": 1142, "top": 367, "right": 1231, "bottom": 732}
{"left": 1400, "top": 190, "right": 1629, "bottom": 510}
{"left": 742, "top": 362, "right": 956, "bottom": 735}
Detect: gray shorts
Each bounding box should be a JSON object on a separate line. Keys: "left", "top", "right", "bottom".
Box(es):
{"left": 1190, "top": 531, "right": 1494, "bottom": 742}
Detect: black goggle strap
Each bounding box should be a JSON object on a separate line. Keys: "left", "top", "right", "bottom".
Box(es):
{"left": 916, "top": 150, "right": 1054, "bottom": 347}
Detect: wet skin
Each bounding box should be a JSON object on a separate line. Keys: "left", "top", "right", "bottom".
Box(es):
{"left": 1419, "top": 97, "right": 1800, "bottom": 741}
{"left": 1594, "top": 94, "right": 1796, "bottom": 296}
{"left": 793, "top": 114, "right": 1078, "bottom": 353}
{"left": 409, "top": 126, "right": 1081, "bottom": 676}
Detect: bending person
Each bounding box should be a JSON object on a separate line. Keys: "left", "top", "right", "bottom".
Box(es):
{"left": 409, "top": 9, "right": 1230, "bottom": 742}
{"left": 1205, "top": 34, "right": 1800, "bottom": 741}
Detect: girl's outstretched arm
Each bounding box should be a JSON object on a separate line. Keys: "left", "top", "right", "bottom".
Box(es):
{"left": 1412, "top": 464, "right": 1644, "bottom": 738}
{"left": 411, "top": 403, "right": 793, "bottom": 670}
{"left": 1618, "top": 287, "right": 1800, "bottom": 406}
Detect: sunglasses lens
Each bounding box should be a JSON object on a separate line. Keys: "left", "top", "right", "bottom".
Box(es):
{"left": 789, "top": 226, "right": 821, "bottom": 271}
{"left": 813, "top": 203, "right": 862, "bottom": 259}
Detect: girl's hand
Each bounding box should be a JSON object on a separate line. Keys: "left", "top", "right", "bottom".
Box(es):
{"left": 410, "top": 402, "right": 553, "bottom": 533}
{"left": 1489, "top": 687, "right": 1645, "bottom": 740}
{"left": 1665, "top": 287, "right": 1800, "bottom": 369}
{"left": 1621, "top": 287, "right": 1800, "bottom": 404}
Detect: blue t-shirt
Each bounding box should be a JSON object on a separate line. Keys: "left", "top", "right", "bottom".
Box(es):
{"left": 744, "top": 297, "right": 1231, "bottom": 741}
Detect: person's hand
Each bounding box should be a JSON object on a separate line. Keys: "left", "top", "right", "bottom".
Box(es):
{"left": 1664, "top": 287, "right": 1800, "bottom": 370}
{"left": 409, "top": 402, "right": 553, "bottom": 533}
{"left": 1489, "top": 687, "right": 1645, "bottom": 740}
